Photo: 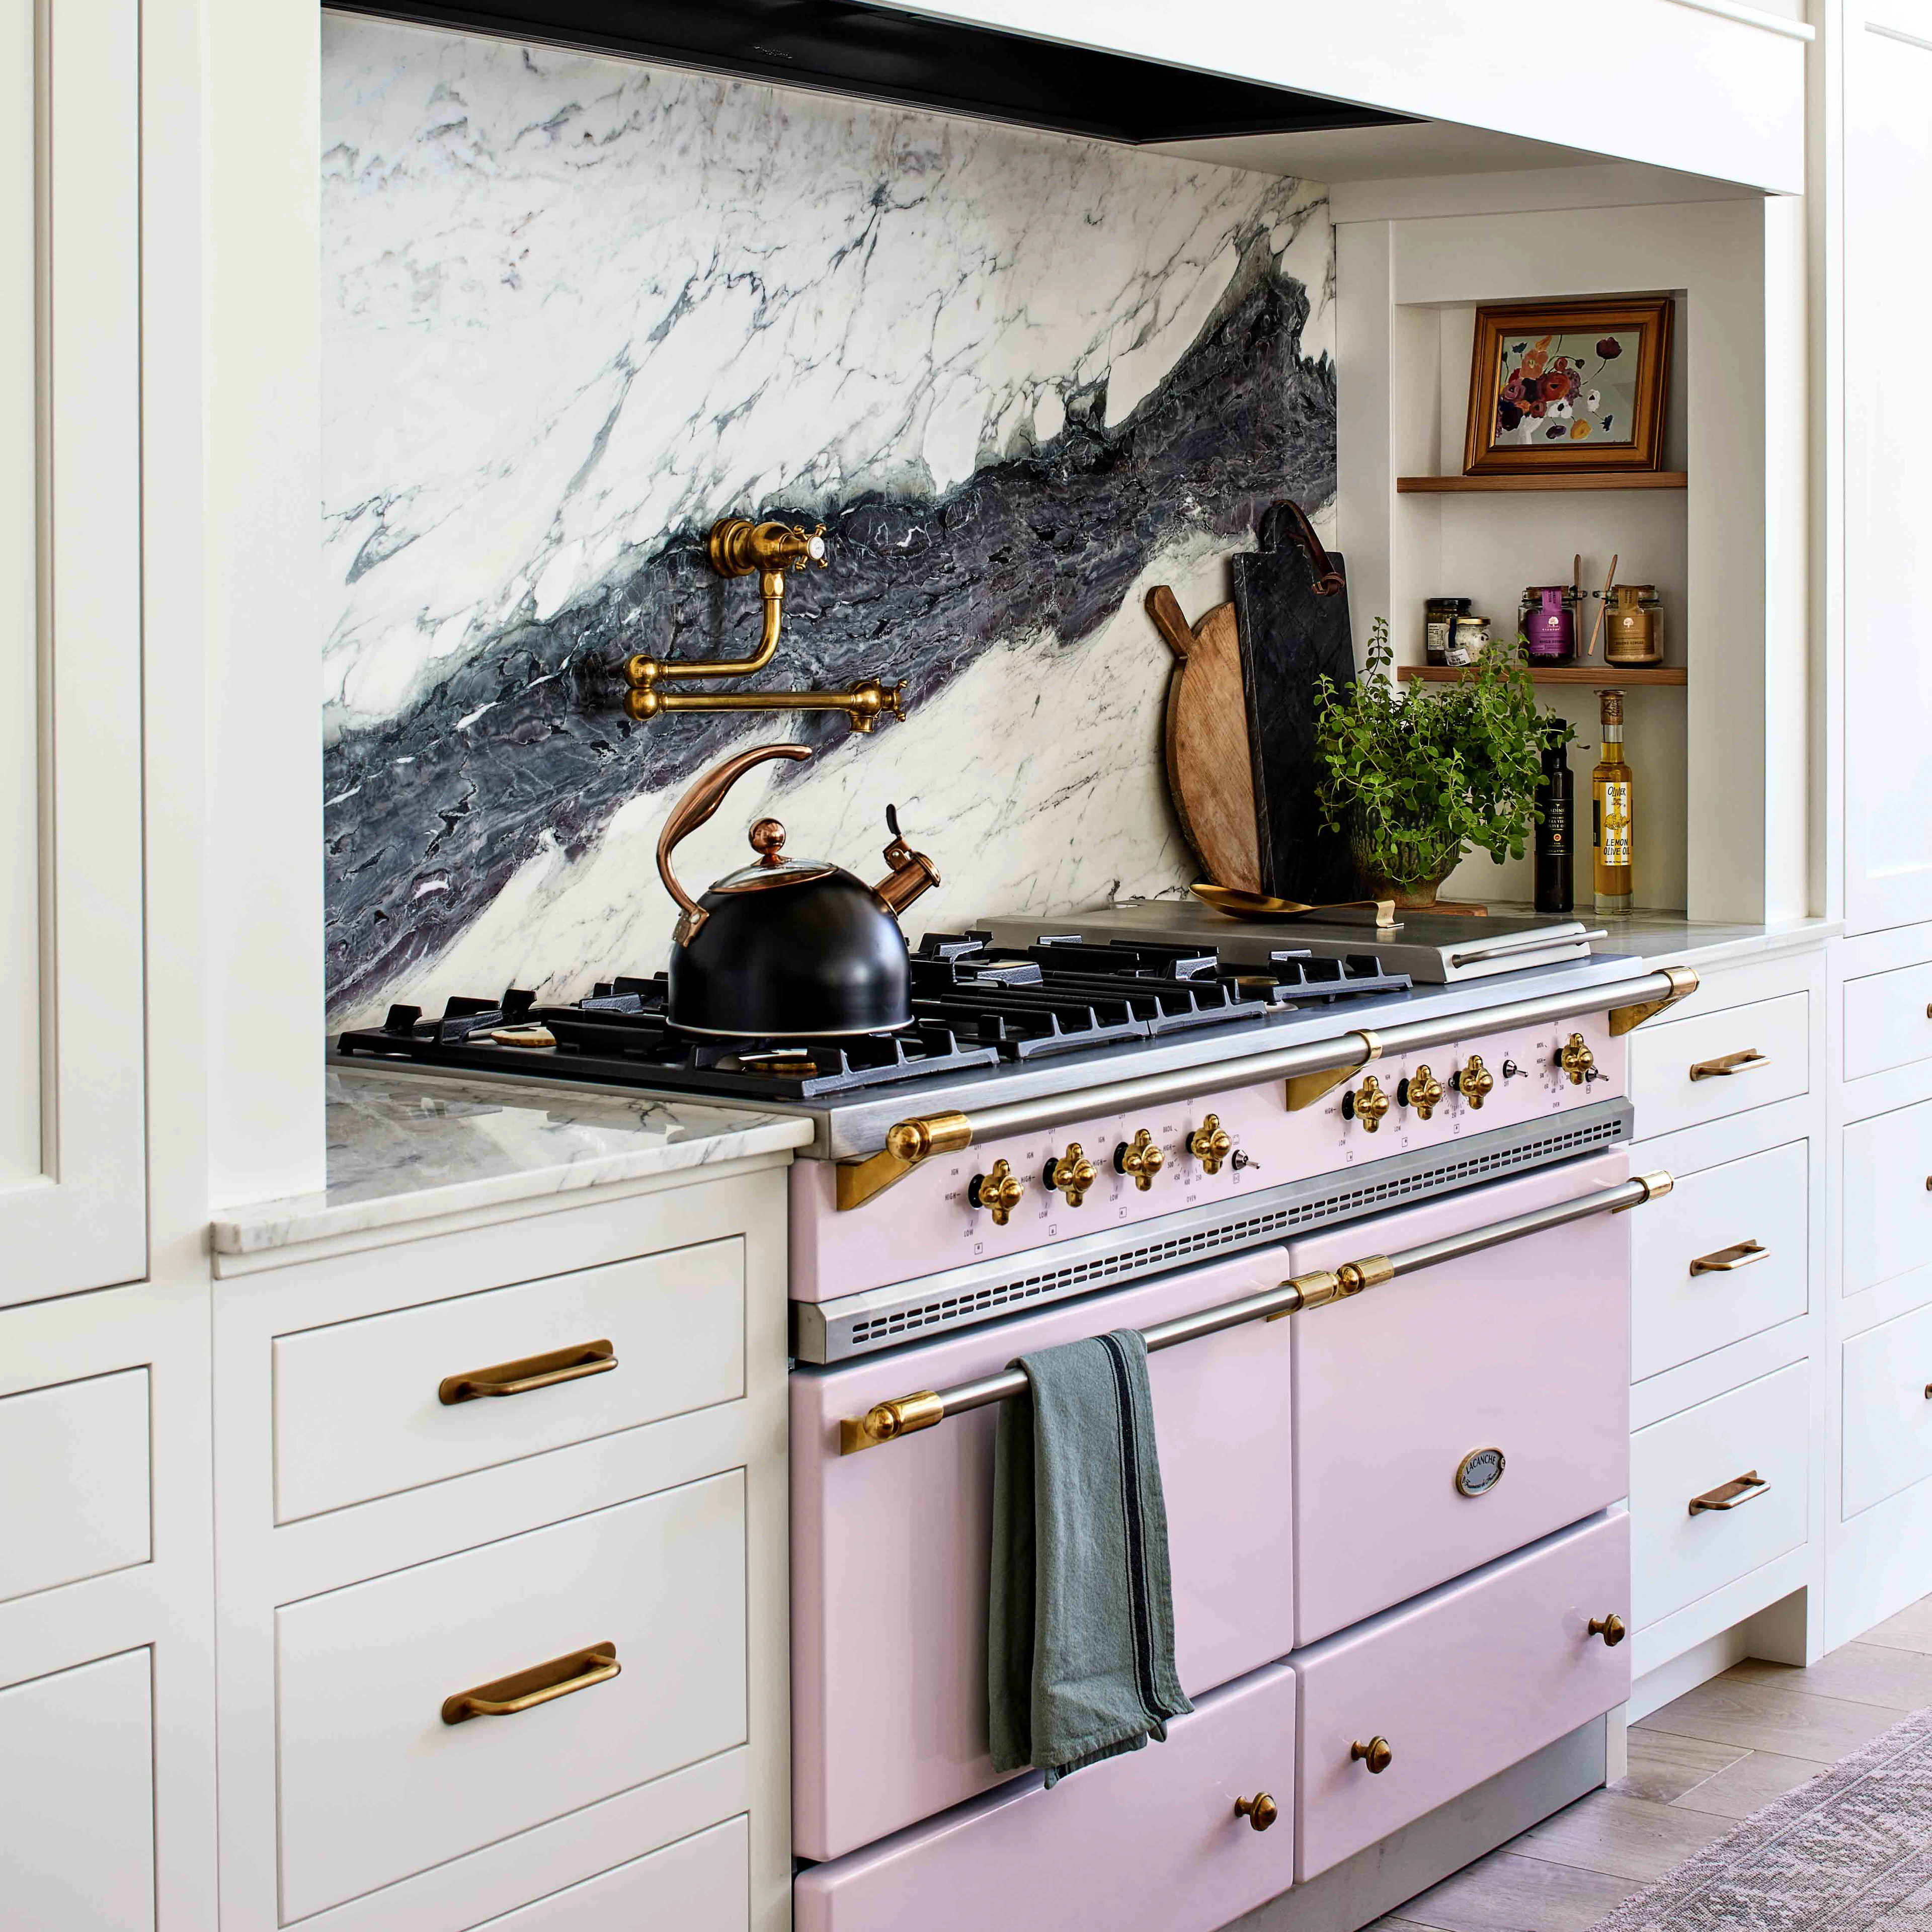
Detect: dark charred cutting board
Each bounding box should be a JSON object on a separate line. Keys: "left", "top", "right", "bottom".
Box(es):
{"left": 1145, "top": 584, "right": 1263, "bottom": 894}
{"left": 1230, "top": 500, "right": 1359, "bottom": 905}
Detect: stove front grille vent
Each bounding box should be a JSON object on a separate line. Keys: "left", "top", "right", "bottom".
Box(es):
{"left": 835, "top": 1108, "right": 1630, "bottom": 1354}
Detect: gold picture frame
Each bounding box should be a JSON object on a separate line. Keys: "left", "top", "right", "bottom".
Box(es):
{"left": 1462, "top": 296, "right": 1673, "bottom": 477}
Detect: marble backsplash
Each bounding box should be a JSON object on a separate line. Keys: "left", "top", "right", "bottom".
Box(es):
{"left": 321, "top": 17, "right": 1336, "bottom": 1022}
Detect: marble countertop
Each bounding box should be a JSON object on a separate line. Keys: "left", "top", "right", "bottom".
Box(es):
{"left": 210, "top": 1068, "right": 813, "bottom": 1257}
{"left": 1544, "top": 905, "right": 1840, "bottom": 973}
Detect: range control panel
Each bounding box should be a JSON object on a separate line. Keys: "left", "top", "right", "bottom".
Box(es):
{"left": 789, "top": 1014, "right": 1624, "bottom": 1304}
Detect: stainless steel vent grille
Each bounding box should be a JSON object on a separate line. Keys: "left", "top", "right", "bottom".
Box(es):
{"left": 794, "top": 1102, "right": 1632, "bottom": 1362}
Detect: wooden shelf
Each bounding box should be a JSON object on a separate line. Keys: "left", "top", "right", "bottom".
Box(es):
{"left": 1396, "top": 471, "right": 1688, "bottom": 494}
{"left": 1399, "top": 664, "right": 1686, "bottom": 686}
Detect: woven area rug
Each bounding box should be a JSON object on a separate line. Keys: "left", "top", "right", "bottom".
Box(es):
{"left": 1593, "top": 1706, "right": 1932, "bottom": 1931}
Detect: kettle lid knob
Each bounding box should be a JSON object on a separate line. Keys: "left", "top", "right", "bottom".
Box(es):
{"left": 748, "top": 818, "right": 787, "bottom": 866}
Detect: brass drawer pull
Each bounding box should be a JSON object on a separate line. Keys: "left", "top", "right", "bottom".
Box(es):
{"left": 1689, "top": 1048, "right": 1768, "bottom": 1081}
{"left": 1587, "top": 1613, "right": 1627, "bottom": 1646}
{"left": 441, "top": 1641, "right": 620, "bottom": 1724}
{"left": 1234, "top": 1791, "right": 1278, "bottom": 1832}
{"left": 439, "top": 1339, "right": 617, "bottom": 1405}
{"left": 1689, "top": 1240, "right": 1769, "bottom": 1275}
{"left": 1351, "top": 1736, "right": 1393, "bottom": 1774}
{"left": 1688, "top": 1470, "right": 1769, "bottom": 1515}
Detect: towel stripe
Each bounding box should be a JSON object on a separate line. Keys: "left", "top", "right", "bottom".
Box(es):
{"left": 1098, "top": 1331, "right": 1162, "bottom": 1722}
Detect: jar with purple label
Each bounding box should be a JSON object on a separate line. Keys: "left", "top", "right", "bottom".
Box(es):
{"left": 1518, "top": 584, "right": 1578, "bottom": 664}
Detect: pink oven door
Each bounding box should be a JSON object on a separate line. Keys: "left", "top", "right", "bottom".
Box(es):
{"left": 1289, "top": 1149, "right": 1631, "bottom": 1645}
{"left": 792, "top": 1245, "right": 1297, "bottom": 1863}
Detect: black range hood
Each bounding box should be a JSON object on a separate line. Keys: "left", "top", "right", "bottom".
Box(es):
{"left": 325, "top": 0, "right": 1415, "bottom": 146}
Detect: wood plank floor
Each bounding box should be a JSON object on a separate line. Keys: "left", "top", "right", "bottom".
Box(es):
{"left": 1368, "top": 1597, "right": 1932, "bottom": 1932}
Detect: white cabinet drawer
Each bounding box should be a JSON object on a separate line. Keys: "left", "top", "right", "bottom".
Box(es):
{"left": 480, "top": 1817, "right": 747, "bottom": 1930}
{"left": 272, "top": 1237, "right": 745, "bottom": 1520}
{"left": 0, "top": 1369, "right": 149, "bottom": 1602}
{"left": 1631, "top": 1141, "right": 1809, "bottom": 1382}
{"left": 1628, "top": 993, "right": 1809, "bottom": 1140}
{"left": 1845, "top": 958, "right": 1932, "bottom": 1082}
{"left": 0, "top": 1651, "right": 155, "bottom": 1930}
{"left": 1843, "top": 1303, "right": 1932, "bottom": 1517}
{"left": 276, "top": 1470, "right": 747, "bottom": 1922}
{"left": 1842, "top": 1102, "right": 1932, "bottom": 1300}
{"left": 1630, "top": 1363, "right": 1808, "bottom": 1630}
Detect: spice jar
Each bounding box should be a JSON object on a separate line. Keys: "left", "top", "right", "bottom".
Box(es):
{"left": 1424, "top": 596, "right": 1473, "bottom": 666}
{"left": 1603, "top": 584, "right": 1663, "bottom": 667}
{"left": 1444, "top": 613, "right": 1490, "bottom": 666}
{"left": 1519, "top": 584, "right": 1579, "bottom": 664}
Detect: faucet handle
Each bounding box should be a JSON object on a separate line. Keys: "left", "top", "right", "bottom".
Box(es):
{"left": 792, "top": 524, "right": 829, "bottom": 571}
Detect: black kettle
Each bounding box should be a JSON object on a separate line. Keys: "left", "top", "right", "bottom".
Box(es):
{"left": 656, "top": 743, "right": 940, "bottom": 1036}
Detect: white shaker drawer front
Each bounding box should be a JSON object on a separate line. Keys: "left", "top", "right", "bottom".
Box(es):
{"left": 272, "top": 1237, "right": 745, "bottom": 1520}
{"left": 1294, "top": 1512, "right": 1630, "bottom": 1882}
{"left": 1630, "top": 1363, "right": 1808, "bottom": 1630}
{"left": 1843, "top": 1302, "right": 1932, "bottom": 1517}
{"left": 1631, "top": 1141, "right": 1809, "bottom": 1382}
{"left": 1627, "top": 993, "right": 1808, "bottom": 1140}
{"left": 482, "top": 1817, "right": 747, "bottom": 1930}
{"left": 0, "top": 1369, "right": 150, "bottom": 1603}
{"left": 1842, "top": 1103, "right": 1932, "bottom": 1300}
{"left": 0, "top": 1651, "right": 155, "bottom": 1930}
{"left": 1845, "top": 958, "right": 1932, "bottom": 1082}
{"left": 275, "top": 1470, "right": 747, "bottom": 1923}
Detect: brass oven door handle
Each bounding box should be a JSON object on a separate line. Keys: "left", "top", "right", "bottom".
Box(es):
{"left": 441, "top": 1642, "right": 620, "bottom": 1724}
{"left": 1689, "top": 1240, "right": 1769, "bottom": 1275}
{"left": 1688, "top": 1470, "right": 1769, "bottom": 1515}
{"left": 1689, "top": 1048, "right": 1768, "bottom": 1081}
{"left": 438, "top": 1340, "right": 618, "bottom": 1405}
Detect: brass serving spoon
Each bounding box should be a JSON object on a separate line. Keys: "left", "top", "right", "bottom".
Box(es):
{"left": 1190, "top": 882, "right": 1397, "bottom": 929}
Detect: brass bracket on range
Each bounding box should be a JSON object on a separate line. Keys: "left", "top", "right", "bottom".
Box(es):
{"left": 623, "top": 515, "right": 908, "bottom": 733}
{"left": 834, "top": 1110, "right": 973, "bottom": 1212}
{"left": 1607, "top": 964, "right": 1699, "bottom": 1035}
{"left": 1284, "top": 1030, "right": 1382, "bottom": 1113}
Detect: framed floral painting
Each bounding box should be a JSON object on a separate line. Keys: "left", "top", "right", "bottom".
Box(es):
{"left": 1461, "top": 296, "right": 1673, "bottom": 476}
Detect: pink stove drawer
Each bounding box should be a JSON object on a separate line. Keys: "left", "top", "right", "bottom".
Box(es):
{"left": 1295, "top": 1510, "right": 1630, "bottom": 1879}
{"left": 792, "top": 1246, "right": 1296, "bottom": 1862}
{"left": 1289, "top": 1151, "right": 1630, "bottom": 1643}
{"left": 793, "top": 1661, "right": 1298, "bottom": 1932}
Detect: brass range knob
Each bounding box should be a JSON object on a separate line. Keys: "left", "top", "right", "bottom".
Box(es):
{"left": 1115, "top": 1129, "right": 1166, "bottom": 1191}
{"left": 1558, "top": 1033, "right": 1596, "bottom": 1085}
{"left": 1587, "top": 1613, "right": 1627, "bottom": 1647}
{"left": 1400, "top": 1065, "right": 1444, "bottom": 1121}
{"left": 1457, "top": 1054, "right": 1495, "bottom": 1109}
{"left": 1351, "top": 1736, "right": 1393, "bottom": 1774}
{"left": 1343, "top": 1075, "right": 1391, "bottom": 1133}
{"left": 1234, "top": 1791, "right": 1278, "bottom": 1832}
{"left": 1042, "top": 1143, "right": 1098, "bottom": 1208}
{"left": 1189, "top": 1113, "right": 1234, "bottom": 1174}
{"left": 967, "top": 1159, "right": 1023, "bottom": 1226}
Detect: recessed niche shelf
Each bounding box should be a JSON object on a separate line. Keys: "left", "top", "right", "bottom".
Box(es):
{"left": 1398, "top": 664, "right": 1687, "bottom": 686}
{"left": 1395, "top": 472, "right": 1689, "bottom": 494}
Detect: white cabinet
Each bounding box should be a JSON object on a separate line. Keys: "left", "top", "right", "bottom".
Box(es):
{"left": 0, "top": 1650, "right": 156, "bottom": 1929}
{"left": 0, "top": 0, "right": 146, "bottom": 1305}
{"left": 1843, "top": 2, "right": 1932, "bottom": 935}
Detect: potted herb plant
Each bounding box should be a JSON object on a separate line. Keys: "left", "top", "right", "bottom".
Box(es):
{"left": 1313, "top": 619, "right": 1559, "bottom": 907}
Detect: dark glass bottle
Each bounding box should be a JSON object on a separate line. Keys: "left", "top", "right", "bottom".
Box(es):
{"left": 1534, "top": 727, "right": 1575, "bottom": 916}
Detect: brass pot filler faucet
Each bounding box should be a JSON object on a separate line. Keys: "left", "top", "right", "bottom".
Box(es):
{"left": 623, "top": 516, "right": 907, "bottom": 733}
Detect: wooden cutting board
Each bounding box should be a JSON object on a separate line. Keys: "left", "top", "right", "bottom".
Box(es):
{"left": 1146, "top": 584, "right": 1262, "bottom": 894}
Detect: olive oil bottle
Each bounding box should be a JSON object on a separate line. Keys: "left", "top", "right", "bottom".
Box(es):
{"left": 1591, "top": 689, "right": 1633, "bottom": 912}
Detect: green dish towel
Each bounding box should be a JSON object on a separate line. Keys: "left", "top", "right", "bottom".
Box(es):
{"left": 988, "top": 1328, "right": 1192, "bottom": 1787}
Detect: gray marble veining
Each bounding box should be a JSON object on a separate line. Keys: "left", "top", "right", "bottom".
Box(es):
{"left": 210, "top": 1068, "right": 812, "bottom": 1255}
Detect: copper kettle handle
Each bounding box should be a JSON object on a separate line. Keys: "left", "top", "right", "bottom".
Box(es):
{"left": 657, "top": 743, "right": 813, "bottom": 935}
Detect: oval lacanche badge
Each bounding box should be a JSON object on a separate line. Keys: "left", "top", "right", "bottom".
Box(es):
{"left": 1456, "top": 1447, "right": 1506, "bottom": 1498}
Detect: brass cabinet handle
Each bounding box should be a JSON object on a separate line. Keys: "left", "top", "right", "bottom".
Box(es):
{"left": 1688, "top": 1470, "right": 1769, "bottom": 1515}
{"left": 439, "top": 1340, "right": 617, "bottom": 1405}
{"left": 1588, "top": 1613, "right": 1627, "bottom": 1647}
{"left": 1689, "top": 1240, "right": 1768, "bottom": 1275}
{"left": 1689, "top": 1048, "right": 1768, "bottom": 1081}
{"left": 1234, "top": 1791, "right": 1278, "bottom": 1832}
{"left": 441, "top": 1642, "right": 620, "bottom": 1724}
{"left": 1351, "top": 1736, "right": 1393, "bottom": 1774}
